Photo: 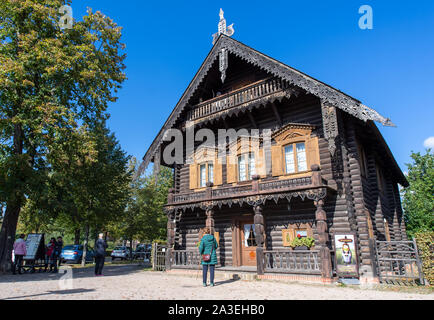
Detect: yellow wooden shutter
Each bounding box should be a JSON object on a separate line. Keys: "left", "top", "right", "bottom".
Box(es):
{"left": 226, "top": 155, "right": 237, "bottom": 184}
{"left": 256, "top": 148, "right": 266, "bottom": 178}
{"left": 189, "top": 164, "right": 198, "bottom": 189}
{"left": 271, "top": 145, "right": 283, "bottom": 176}
{"left": 306, "top": 137, "right": 320, "bottom": 170}
{"left": 214, "top": 156, "right": 223, "bottom": 186}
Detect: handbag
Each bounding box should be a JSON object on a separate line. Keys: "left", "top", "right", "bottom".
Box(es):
{"left": 202, "top": 239, "right": 214, "bottom": 262}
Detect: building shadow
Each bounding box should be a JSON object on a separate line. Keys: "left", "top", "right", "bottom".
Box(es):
{"left": 2, "top": 288, "right": 95, "bottom": 300}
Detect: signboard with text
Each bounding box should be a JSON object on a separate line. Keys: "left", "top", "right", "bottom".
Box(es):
{"left": 333, "top": 232, "right": 359, "bottom": 278}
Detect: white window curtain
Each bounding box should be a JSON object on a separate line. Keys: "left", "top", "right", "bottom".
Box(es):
{"left": 208, "top": 163, "right": 214, "bottom": 183}
{"left": 248, "top": 153, "right": 256, "bottom": 179}
{"left": 200, "top": 164, "right": 206, "bottom": 187}
{"left": 238, "top": 155, "right": 247, "bottom": 181}
{"left": 296, "top": 143, "right": 307, "bottom": 171}
{"left": 244, "top": 224, "right": 251, "bottom": 247}
{"left": 285, "top": 145, "right": 295, "bottom": 173}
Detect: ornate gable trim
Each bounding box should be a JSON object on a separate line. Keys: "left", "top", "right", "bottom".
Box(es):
{"left": 138, "top": 35, "right": 394, "bottom": 177}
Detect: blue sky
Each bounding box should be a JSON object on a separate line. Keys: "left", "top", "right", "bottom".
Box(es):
{"left": 72, "top": 0, "right": 434, "bottom": 173}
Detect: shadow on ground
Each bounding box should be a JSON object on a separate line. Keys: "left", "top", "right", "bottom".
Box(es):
{"left": 0, "top": 264, "right": 146, "bottom": 284}
{"left": 2, "top": 288, "right": 95, "bottom": 300}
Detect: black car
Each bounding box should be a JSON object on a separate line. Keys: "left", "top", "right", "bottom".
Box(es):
{"left": 133, "top": 244, "right": 152, "bottom": 260}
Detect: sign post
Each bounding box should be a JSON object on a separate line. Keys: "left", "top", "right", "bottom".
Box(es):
{"left": 333, "top": 232, "right": 360, "bottom": 282}
{"left": 23, "top": 234, "right": 46, "bottom": 273}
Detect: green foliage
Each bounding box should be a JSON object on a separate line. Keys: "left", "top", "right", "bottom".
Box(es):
{"left": 402, "top": 150, "right": 434, "bottom": 238}
{"left": 0, "top": 0, "right": 127, "bottom": 269}
{"left": 289, "top": 236, "right": 315, "bottom": 249}
{"left": 414, "top": 231, "right": 434, "bottom": 285}
{"left": 106, "top": 160, "right": 173, "bottom": 244}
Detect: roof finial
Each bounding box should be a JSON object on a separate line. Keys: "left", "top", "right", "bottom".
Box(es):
{"left": 212, "top": 8, "right": 235, "bottom": 44}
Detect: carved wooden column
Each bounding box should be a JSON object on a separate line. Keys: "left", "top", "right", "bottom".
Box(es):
{"left": 165, "top": 209, "right": 176, "bottom": 270}
{"left": 254, "top": 204, "right": 265, "bottom": 275}
{"left": 314, "top": 198, "right": 332, "bottom": 280}
{"left": 205, "top": 207, "right": 215, "bottom": 234}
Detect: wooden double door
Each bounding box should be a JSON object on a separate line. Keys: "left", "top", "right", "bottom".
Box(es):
{"left": 232, "top": 217, "right": 258, "bottom": 267}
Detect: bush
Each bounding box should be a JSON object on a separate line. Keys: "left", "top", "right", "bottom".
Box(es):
{"left": 414, "top": 231, "right": 434, "bottom": 285}
{"left": 289, "top": 236, "right": 315, "bottom": 249}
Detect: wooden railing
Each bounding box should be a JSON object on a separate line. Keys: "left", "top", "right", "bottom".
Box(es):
{"left": 187, "top": 77, "right": 288, "bottom": 121}
{"left": 170, "top": 250, "right": 201, "bottom": 268}
{"left": 168, "top": 174, "right": 318, "bottom": 205}
{"left": 263, "top": 250, "right": 321, "bottom": 274}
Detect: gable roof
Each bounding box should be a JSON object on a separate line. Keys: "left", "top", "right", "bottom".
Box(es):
{"left": 138, "top": 35, "right": 395, "bottom": 176}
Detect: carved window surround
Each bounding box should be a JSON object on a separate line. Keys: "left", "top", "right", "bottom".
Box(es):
{"left": 271, "top": 124, "right": 320, "bottom": 178}
{"left": 189, "top": 146, "right": 223, "bottom": 190}
{"left": 227, "top": 135, "right": 266, "bottom": 184}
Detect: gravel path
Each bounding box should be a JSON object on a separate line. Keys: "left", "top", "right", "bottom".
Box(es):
{"left": 0, "top": 264, "right": 432, "bottom": 300}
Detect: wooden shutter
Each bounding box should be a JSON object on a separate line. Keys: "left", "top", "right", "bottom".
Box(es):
{"left": 271, "top": 145, "right": 283, "bottom": 176}
{"left": 226, "top": 155, "right": 237, "bottom": 184}
{"left": 189, "top": 164, "right": 198, "bottom": 189}
{"left": 214, "top": 156, "right": 223, "bottom": 186}
{"left": 306, "top": 136, "right": 320, "bottom": 170}
{"left": 257, "top": 148, "right": 266, "bottom": 178}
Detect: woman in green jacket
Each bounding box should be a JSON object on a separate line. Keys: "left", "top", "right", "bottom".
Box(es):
{"left": 199, "top": 227, "right": 218, "bottom": 287}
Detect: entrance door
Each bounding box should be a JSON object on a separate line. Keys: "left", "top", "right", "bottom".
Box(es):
{"left": 241, "top": 222, "right": 257, "bottom": 266}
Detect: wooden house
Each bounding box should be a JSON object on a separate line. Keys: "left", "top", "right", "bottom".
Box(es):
{"left": 139, "top": 15, "right": 408, "bottom": 282}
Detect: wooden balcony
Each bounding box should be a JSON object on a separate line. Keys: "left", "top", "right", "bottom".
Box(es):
{"left": 187, "top": 77, "right": 290, "bottom": 121}
{"left": 167, "top": 166, "right": 327, "bottom": 207}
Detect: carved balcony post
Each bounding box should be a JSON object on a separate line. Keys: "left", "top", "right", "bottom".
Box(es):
{"left": 165, "top": 210, "right": 176, "bottom": 270}
{"left": 311, "top": 164, "right": 322, "bottom": 187}
{"left": 314, "top": 198, "right": 332, "bottom": 280}
{"left": 252, "top": 175, "right": 260, "bottom": 193}
{"left": 206, "top": 182, "right": 213, "bottom": 200}
{"left": 167, "top": 188, "right": 174, "bottom": 204}
{"left": 254, "top": 204, "right": 265, "bottom": 275}
{"left": 205, "top": 207, "right": 215, "bottom": 235}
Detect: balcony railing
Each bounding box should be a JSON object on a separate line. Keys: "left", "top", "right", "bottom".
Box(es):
{"left": 263, "top": 250, "right": 321, "bottom": 274}
{"left": 187, "top": 77, "right": 289, "bottom": 121}
{"left": 170, "top": 250, "right": 201, "bottom": 268}
{"left": 167, "top": 170, "right": 323, "bottom": 206}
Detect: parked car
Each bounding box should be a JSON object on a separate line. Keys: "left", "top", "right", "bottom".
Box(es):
{"left": 133, "top": 244, "right": 152, "bottom": 260}
{"left": 60, "top": 245, "right": 94, "bottom": 264}
{"left": 111, "top": 246, "right": 131, "bottom": 261}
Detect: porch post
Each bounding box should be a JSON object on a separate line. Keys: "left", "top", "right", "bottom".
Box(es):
{"left": 254, "top": 204, "right": 265, "bottom": 275}
{"left": 314, "top": 198, "right": 332, "bottom": 280}
{"left": 206, "top": 208, "right": 215, "bottom": 234}
{"left": 165, "top": 209, "right": 175, "bottom": 270}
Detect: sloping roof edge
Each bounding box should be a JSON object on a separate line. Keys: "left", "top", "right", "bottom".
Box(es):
{"left": 137, "top": 35, "right": 395, "bottom": 177}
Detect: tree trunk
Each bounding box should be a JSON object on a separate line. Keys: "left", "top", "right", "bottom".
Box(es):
{"left": 130, "top": 237, "right": 133, "bottom": 260}
{"left": 0, "top": 202, "right": 22, "bottom": 273}
{"left": 81, "top": 224, "right": 90, "bottom": 267}
{"left": 74, "top": 228, "right": 81, "bottom": 245}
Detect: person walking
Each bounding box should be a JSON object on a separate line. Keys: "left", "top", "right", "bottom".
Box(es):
{"left": 45, "top": 238, "right": 56, "bottom": 272}
{"left": 94, "top": 233, "right": 107, "bottom": 276}
{"left": 198, "top": 227, "right": 218, "bottom": 287}
{"left": 55, "top": 236, "right": 64, "bottom": 267}
{"left": 12, "top": 234, "right": 27, "bottom": 275}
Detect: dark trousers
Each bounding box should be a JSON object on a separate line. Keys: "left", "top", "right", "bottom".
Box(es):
{"left": 13, "top": 255, "right": 24, "bottom": 274}
{"left": 95, "top": 255, "right": 105, "bottom": 275}
{"left": 202, "top": 264, "right": 215, "bottom": 284}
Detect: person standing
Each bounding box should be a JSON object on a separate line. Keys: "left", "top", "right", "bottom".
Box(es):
{"left": 56, "top": 236, "right": 64, "bottom": 267}
{"left": 12, "top": 234, "right": 27, "bottom": 275}
{"left": 45, "top": 238, "right": 56, "bottom": 272}
{"left": 199, "top": 227, "right": 218, "bottom": 287}
{"left": 94, "top": 233, "right": 107, "bottom": 276}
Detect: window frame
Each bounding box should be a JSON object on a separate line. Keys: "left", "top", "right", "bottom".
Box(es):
{"left": 283, "top": 141, "right": 309, "bottom": 175}
{"left": 198, "top": 161, "right": 214, "bottom": 187}
{"left": 237, "top": 152, "right": 256, "bottom": 182}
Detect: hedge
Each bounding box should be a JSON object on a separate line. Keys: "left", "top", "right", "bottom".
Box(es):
{"left": 414, "top": 231, "right": 434, "bottom": 285}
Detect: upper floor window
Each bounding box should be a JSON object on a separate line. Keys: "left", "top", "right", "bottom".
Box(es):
{"left": 238, "top": 153, "right": 256, "bottom": 181}
{"left": 199, "top": 162, "right": 214, "bottom": 187}
{"left": 284, "top": 142, "right": 307, "bottom": 174}
{"left": 271, "top": 124, "right": 319, "bottom": 177}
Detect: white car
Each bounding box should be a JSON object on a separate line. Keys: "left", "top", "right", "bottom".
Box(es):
{"left": 111, "top": 246, "right": 131, "bottom": 261}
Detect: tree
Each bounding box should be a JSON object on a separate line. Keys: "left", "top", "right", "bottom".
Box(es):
{"left": 107, "top": 160, "right": 173, "bottom": 255}
{"left": 0, "top": 0, "right": 126, "bottom": 271}
{"left": 402, "top": 149, "right": 434, "bottom": 237}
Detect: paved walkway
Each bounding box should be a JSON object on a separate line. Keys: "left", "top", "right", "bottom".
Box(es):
{"left": 0, "top": 264, "right": 432, "bottom": 300}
